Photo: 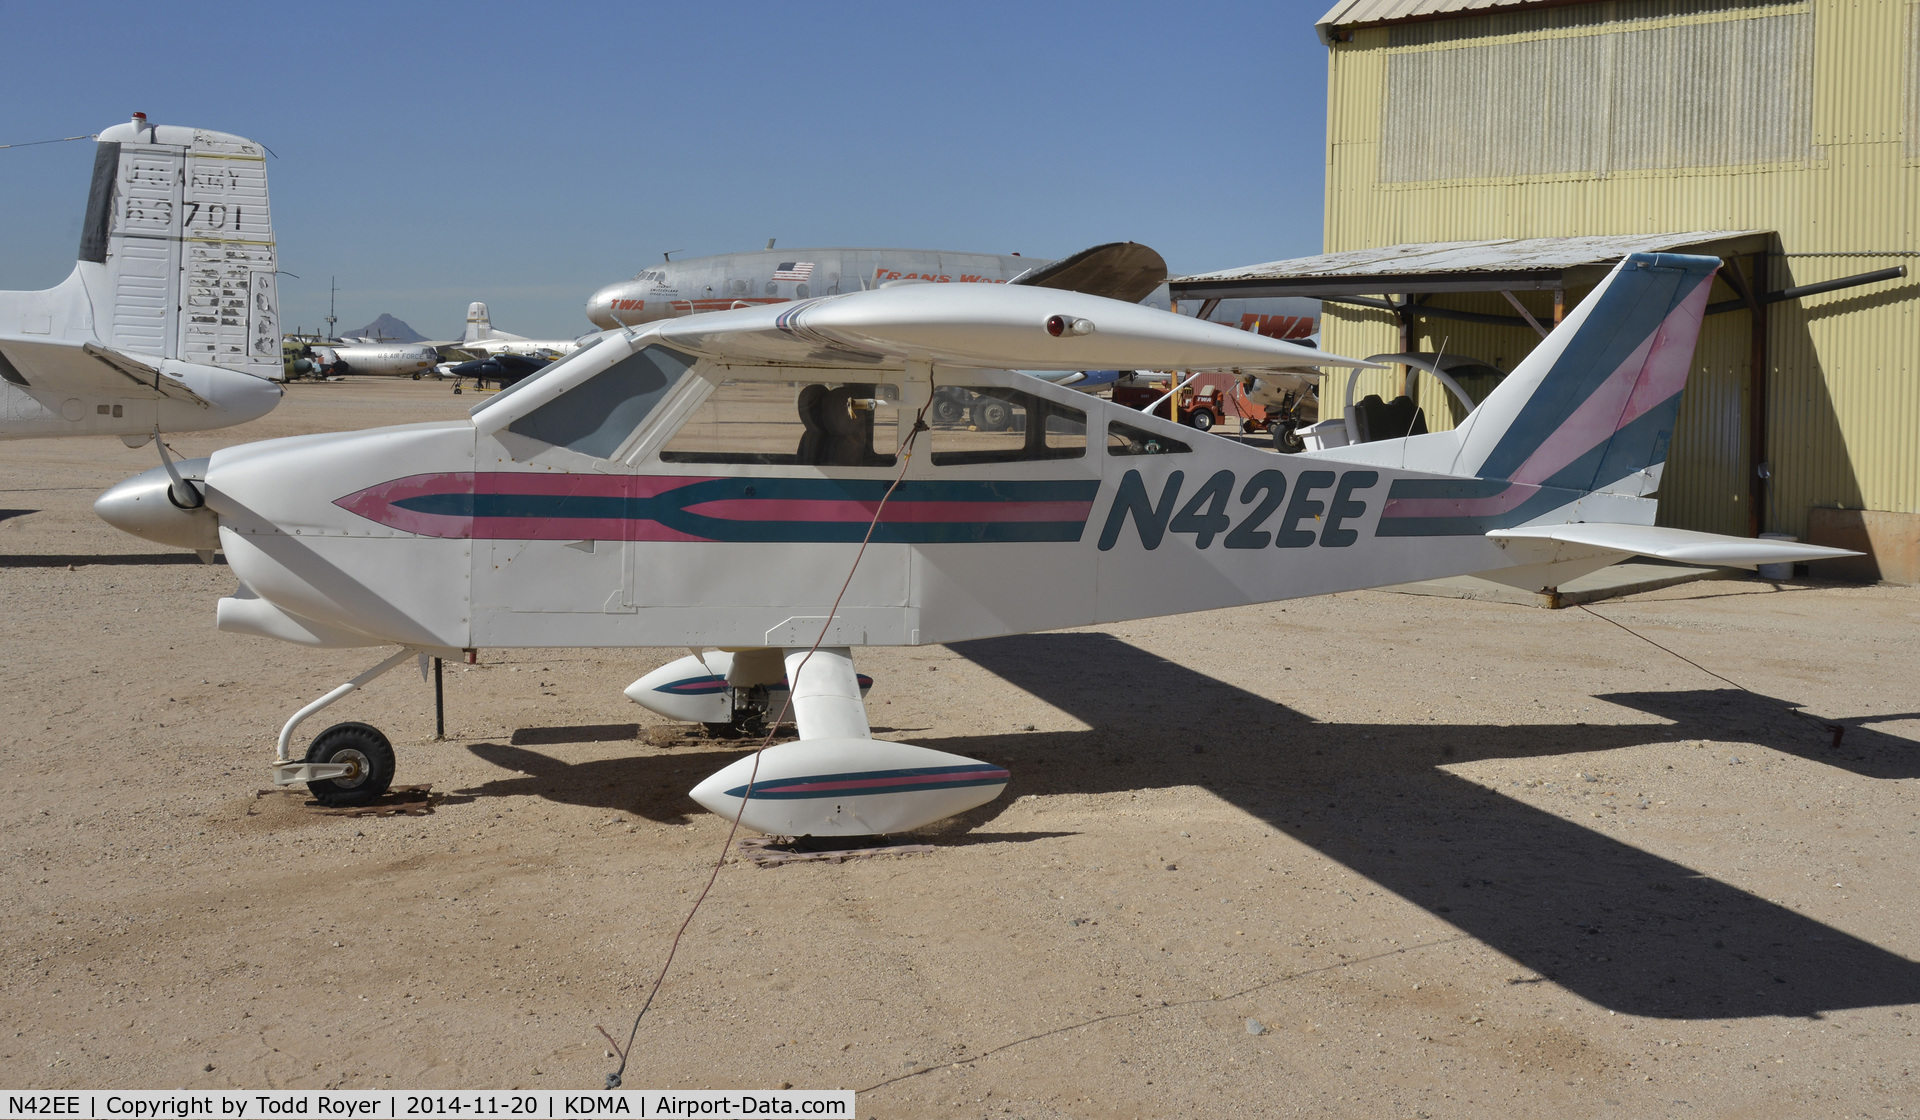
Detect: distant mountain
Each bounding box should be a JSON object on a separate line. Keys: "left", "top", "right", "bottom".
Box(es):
{"left": 343, "top": 313, "right": 426, "bottom": 343}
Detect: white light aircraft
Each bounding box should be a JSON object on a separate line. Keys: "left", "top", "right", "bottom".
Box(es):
{"left": 96, "top": 253, "right": 1853, "bottom": 835}
{"left": 0, "top": 114, "right": 284, "bottom": 443}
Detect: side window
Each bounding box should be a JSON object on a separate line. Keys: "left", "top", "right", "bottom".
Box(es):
{"left": 1107, "top": 418, "right": 1191, "bottom": 456}
{"left": 660, "top": 379, "right": 898, "bottom": 467}
{"left": 928, "top": 386, "right": 1086, "bottom": 466}
{"left": 505, "top": 344, "right": 693, "bottom": 458}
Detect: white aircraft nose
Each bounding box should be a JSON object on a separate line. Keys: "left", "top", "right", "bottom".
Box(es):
{"left": 94, "top": 459, "right": 220, "bottom": 550}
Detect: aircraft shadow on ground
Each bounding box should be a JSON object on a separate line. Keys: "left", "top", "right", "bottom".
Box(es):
{"left": 460, "top": 740, "right": 747, "bottom": 824}
{"left": 0, "top": 552, "right": 224, "bottom": 567}
{"left": 941, "top": 632, "right": 1920, "bottom": 1021}
{"left": 509, "top": 723, "right": 640, "bottom": 746}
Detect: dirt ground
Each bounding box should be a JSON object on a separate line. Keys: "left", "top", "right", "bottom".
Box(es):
{"left": 1, "top": 380, "right": 1916, "bottom": 1117}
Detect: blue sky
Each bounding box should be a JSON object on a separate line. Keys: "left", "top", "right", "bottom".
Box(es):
{"left": 0, "top": 1, "right": 1332, "bottom": 339}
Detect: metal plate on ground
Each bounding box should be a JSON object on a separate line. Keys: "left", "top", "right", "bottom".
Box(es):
{"left": 252, "top": 783, "right": 438, "bottom": 817}
{"left": 735, "top": 835, "right": 934, "bottom": 867}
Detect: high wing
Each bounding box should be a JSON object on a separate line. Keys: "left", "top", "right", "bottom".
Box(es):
{"left": 1010, "top": 241, "right": 1168, "bottom": 303}
{"left": 647, "top": 282, "right": 1380, "bottom": 373}
{"left": 0, "top": 336, "right": 215, "bottom": 407}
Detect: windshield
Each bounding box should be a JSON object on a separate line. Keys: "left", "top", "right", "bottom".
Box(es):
{"left": 467, "top": 335, "right": 604, "bottom": 418}
{"left": 504, "top": 344, "right": 696, "bottom": 458}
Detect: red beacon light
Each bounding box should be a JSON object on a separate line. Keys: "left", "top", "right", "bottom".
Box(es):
{"left": 1045, "top": 314, "right": 1095, "bottom": 337}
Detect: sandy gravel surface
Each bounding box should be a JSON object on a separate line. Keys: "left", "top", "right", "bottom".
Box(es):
{"left": 1, "top": 381, "right": 1916, "bottom": 1117}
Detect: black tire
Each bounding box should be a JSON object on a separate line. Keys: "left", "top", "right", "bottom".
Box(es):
{"left": 411, "top": 372, "right": 422, "bottom": 380}
{"left": 929, "top": 392, "right": 966, "bottom": 426}
{"left": 1187, "top": 409, "right": 1214, "bottom": 433}
{"left": 452, "top": 387, "right": 463, "bottom": 395}
{"left": 972, "top": 397, "right": 1013, "bottom": 431}
{"left": 304, "top": 721, "right": 395, "bottom": 807}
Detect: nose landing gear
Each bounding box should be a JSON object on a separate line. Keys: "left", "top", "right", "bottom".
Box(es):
{"left": 269, "top": 647, "right": 421, "bottom": 805}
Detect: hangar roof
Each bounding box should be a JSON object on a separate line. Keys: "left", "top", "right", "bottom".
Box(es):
{"left": 1170, "top": 231, "right": 1770, "bottom": 300}
{"left": 1317, "top": 0, "right": 1597, "bottom": 43}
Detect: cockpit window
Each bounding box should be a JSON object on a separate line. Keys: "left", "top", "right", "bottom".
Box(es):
{"left": 660, "top": 379, "right": 898, "bottom": 467}
{"left": 928, "top": 386, "right": 1085, "bottom": 466}
{"left": 504, "top": 343, "right": 694, "bottom": 458}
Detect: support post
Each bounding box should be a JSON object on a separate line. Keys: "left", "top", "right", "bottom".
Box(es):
{"left": 1747, "top": 250, "right": 1771, "bottom": 536}
{"left": 434, "top": 657, "right": 445, "bottom": 741}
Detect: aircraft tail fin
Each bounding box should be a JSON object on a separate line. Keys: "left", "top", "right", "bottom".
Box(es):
{"left": 1451, "top": 252, "right": 1718, "bottom": 495}
{"left": 77, "top": 116, "right": 280, "bottom": 379}
{"left": 1366, "top": 253, "right": 1718, "bottom": 540}
{"left": 464, "top": 302, "right": 493, "bottom": 343}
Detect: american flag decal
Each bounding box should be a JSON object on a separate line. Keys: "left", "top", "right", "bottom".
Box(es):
{"left": 771, "top": 261, "right": 815, "bottom": 282}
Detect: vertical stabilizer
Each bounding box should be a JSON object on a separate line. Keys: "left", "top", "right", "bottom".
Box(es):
{"left": 82, "top": 117, "right": 279, "bottom": 378}
{"left": 1450, "top": 252, "right": 1718, "bottom": 495}
{"left": 464, "top": 302, "right": 493, "bottom": 344}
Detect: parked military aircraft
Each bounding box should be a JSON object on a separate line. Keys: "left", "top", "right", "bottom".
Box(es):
{"left": 307, "top": 340, "right": 439, "bottom": 378}
{"left": 442, "top": 301, "right": 584, "bottom": 361}
{"left": 96, "top": 253, "right": 1852, "bottom": 835}
{"left": 0, "top": 114, "right": 283, "bottom": 442}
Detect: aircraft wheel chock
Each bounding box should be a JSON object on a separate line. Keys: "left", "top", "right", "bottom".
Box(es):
{"left": 304, "top": 722, "right": 395, "bottom": 807}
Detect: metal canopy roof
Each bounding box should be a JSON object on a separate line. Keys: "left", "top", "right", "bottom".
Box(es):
{"left": 1170, "top": 231, "right": 1771, "bottom": 301}
{"left": 1316, "top": 0, "right": 1597, "bottom": 44}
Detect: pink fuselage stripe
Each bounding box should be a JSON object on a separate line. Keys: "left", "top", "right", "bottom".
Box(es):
{"left": 682, "top": 499, "right": 1093, "bottom": 523}
{"left": 1508, "top": 274, "right": 1713, "bottom": 488}
{"left": 1383, "top": 483, "right": 1540, "bottom": 520}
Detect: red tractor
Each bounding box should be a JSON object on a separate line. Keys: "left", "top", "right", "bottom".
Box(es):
{"left": 1110, "top": 381, "right": 1226, "bottom": 432}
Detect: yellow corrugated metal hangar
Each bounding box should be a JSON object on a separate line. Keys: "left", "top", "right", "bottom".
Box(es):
{"left": 1174, "top": 0, "right": 1918, "bottom": 581}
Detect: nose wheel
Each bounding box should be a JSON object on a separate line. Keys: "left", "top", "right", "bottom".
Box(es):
{"left": 270, "top": 647, "right": 419, "bottom": 799}
{"left": 303, "top": 722, "right": 396, "bottom": 806}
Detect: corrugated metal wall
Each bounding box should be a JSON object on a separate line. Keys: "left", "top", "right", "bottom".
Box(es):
{"left": 1322, "top": 0, "right": 1920, "bottom": 537}
{"left": 1379, "top": 5, "right": 1814, "bottom": 182}
{"left": 1908, "top": 2, "right": 1920, "bottom": 158}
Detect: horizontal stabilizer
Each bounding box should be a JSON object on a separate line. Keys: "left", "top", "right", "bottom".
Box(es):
{"left": 1488, "top": 523, "right": 1860, "bottom": 569}
{"left": 0, "top": 336, "right": 214, "bottom": 406}
{"left": 654, "top": 283, "right": 1384, "bottom": 373}
{"left": 1012, "top": 241, "right": 1168, "bottom": 304}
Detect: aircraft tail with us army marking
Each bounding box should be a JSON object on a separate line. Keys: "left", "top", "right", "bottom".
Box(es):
{"left": 0, "top": 113, "right": 283, "bottom": 442}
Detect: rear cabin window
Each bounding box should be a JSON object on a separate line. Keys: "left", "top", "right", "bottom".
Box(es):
{"left": 504, "top": 343, "right": 692, "bottom": 458}
{"left": 928, "top": 386, "right": 1085, "bottom": 466}
{"left": 660, "top": 379, "right": 898, "bottom": 467}
{"left": 1107, "top": 418, "right": 1191, "bottom": 456}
